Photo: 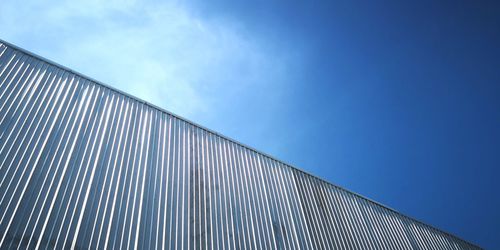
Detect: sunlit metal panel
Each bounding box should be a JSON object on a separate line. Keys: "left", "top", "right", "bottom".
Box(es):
{"left": 0, "top": 39, "right": 480, "bottom": 249}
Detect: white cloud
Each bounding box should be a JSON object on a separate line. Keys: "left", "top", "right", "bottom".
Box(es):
{"left": 0, "top": 0, "right": 295, "bottom": 123}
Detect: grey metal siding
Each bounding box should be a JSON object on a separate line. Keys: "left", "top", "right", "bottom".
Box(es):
{"left": 0, "top": 40, "right": 480, "bottom": 249}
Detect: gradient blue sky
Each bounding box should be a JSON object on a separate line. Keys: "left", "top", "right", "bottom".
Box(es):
{"left": 2, "top": 0, "right": 499, "bottom": 248}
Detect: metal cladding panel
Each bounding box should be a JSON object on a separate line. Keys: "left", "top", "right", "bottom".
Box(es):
{"left": 0, "top": 40, "right": 480, "bottom": 250}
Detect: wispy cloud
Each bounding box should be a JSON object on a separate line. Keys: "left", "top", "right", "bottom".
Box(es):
{"left": 0, "top": 0, "right": 297, "bottom": 127}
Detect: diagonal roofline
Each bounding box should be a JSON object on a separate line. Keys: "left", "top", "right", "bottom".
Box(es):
{"left": 0, "top": 37, "right": 481, "bottom": 249}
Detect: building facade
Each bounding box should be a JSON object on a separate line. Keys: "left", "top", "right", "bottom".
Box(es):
{"left": 0, "top": 39, "right": 479, "bottom": 249}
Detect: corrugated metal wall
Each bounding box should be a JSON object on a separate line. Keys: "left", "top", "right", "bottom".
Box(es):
{"left": 0, "top": 40, "right": 480, "bottom": 249}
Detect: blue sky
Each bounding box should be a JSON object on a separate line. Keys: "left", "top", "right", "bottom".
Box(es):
{"left": 1, "top": 0, "right": 499, "bottom": 248}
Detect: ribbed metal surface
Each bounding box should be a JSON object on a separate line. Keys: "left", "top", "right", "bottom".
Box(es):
{"left": 0, "top": 40, "right": 479, "bottom": 249}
